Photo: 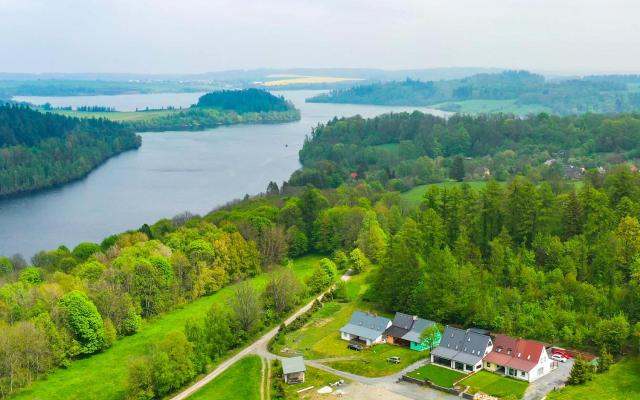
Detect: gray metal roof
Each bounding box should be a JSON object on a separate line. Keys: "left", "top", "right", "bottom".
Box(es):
{"left": 403, "top": 317, "right": 437, "bottom": 343}
{"left": 384, "top": 312, "right": 438, "bottom": 344}
{"left": 432, "top": 326, "right": 492, "bottom": 365}
{"left": 392, "top": 312, "right": 415, "bottom": 330}
{"left": 340, "top": 311, "right": 391, "bottom": 341}
{"left": 282, "top": 356, "right": 306, "bottom": 375}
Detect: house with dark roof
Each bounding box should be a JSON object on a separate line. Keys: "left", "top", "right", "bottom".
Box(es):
{"left": 384, "top": 312, "right": 441, "bottom": 351}
{"left": 483, "top": 334, "right": 553, "bottom": 382}
{"left": 340, "top": 311, "right": 391, "bottom": 346}
{"left": 430, "top": 326, "right": 493, "bottom": 373}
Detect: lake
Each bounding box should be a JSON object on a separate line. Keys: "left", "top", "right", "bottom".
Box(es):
{"left": 1, "top": 91, "right": 447, "bottom": 258}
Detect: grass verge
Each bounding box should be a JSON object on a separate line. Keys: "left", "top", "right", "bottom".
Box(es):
{"left": 547, "top": 357, "right": 640, "bottom": 400}
{"left": 188, "top": 356, "right": 262, "bottom": 400}
{"left": 460, "top": 370, "right": 528, "bottom": 399}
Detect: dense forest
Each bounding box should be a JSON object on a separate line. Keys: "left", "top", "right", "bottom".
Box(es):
{"left": 307, "top": 71, "right": 640, "bottom": 115}
{"left": 290, "top": 111, "right": 640, "bottom": 190}
{"left": 196, "top": 88, "right": 295, "bottom": 113}
{"left": 4, "top": 169, "right": 640, "bottom": 397}
{"left": 0, "top": 105, "right": 140, "bottom": 197}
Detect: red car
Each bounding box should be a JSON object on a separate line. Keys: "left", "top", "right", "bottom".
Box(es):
{"left": 552, "top": 349, "right": 572, "bottom": 359}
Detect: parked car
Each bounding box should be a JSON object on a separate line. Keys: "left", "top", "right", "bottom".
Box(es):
{"left": 348, "top": 343, "right": 363, "bottom": 351}
{"left": 386, "top": 356, "right": 401, "bottom": 364}
{"left": 552, "top": 354, "right": 567, "bottom": 363}
{"left": 553, "top": 349, "right": 572, "bottom": 359}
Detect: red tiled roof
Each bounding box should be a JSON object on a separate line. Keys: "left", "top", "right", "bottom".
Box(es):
{"left": 485, "top": 334, "right": 546, "bottom": 372}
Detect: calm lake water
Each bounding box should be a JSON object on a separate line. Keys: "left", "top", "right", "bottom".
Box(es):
{"left": 1, "top": 91, "right": 447, "bottom": 258}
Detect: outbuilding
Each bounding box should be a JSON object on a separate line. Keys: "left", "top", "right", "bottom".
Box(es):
{"left": 282, "top": 356, "right": 306, "bottom": 384}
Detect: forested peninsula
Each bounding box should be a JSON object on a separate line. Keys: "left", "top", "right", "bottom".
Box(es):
{"left": 307, "top": 71, "right": 640, "bottom": 115}
{"left": 0, "top": 105, "right": 140, "bottom": 198}
{"left": 51, "top": 88, "right": 300, "bottom": 132}
{"left": 0, "top": 90, "right": 299, "bottom": 198}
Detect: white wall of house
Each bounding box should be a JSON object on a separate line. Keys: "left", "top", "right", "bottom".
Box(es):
{"left": 340, "top": 331, "right": 352, "bottom": 341}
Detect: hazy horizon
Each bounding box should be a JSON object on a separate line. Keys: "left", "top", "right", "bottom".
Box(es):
{"left": 1, "top": 0, "right": 640, "bottom": 75}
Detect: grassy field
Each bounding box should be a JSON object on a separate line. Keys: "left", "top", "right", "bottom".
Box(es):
{"left": 188, "top": 356, "right": 262, "bottom": 400}
{"left": 461, "top": 371, "right": 528, "bottom": 399}
{"left": 283, "top": 366, "right": 349, "bottom": 399}
{"left": 547, "top": 357, "right": 640, "bottom": 400}
{"left": 432, "top": 99, "right": 551, "bottom": 115}
{"left": 262, "top": 76, "right": 363, "bottom": 86}
{"left": 273, "top": 267, "right": 429, "bottom": 377}
{"left": 406, "top": 364, "right": 466, "bottom": 388}
{"left": 11, "top": 256, "right": 322, "bottom": 400}
{"left": 50, "top": 109, "right": 176, "bottom": 122}
{"left": 400, "top": 181, "right": 491, "bottom": 206}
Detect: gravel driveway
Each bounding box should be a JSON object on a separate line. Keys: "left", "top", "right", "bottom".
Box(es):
{"left": 523, "top": 358, "right": 574, "bottom": 400}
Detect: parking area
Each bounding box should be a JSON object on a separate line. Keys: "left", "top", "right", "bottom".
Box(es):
{"left": 523, "top": 357, "right": 574, "bottom": 400}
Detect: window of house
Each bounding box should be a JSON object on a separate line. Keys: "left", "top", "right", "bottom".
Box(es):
{"left": 520, "top": 371, "right": 526, "bottom": 377}
{"left": 538, "top": 367, "right": 544, "bottom": 375}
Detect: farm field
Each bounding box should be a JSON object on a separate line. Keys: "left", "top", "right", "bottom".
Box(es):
{"left": 272, "top": 267, "right": 429, "bottom": 377}
{"left": 262, "top": 75, "right": 363, "bottom": 86}
{"left": 50, "top": 108, "right": 176, "bottom": 122}
{"left": 11, "top": 256, "right": 322, "bottom": 400}
{"left": 547, "top": 357, "right": 640, "bottom": 400}
{"left": 406, "top": 364, "right": 466, "bottom": 388}
{"left": 460, "top": 370, "right": 528, "bottom": 399}
{"left": 188, "top": 356, "right": 262, "bottom": 400}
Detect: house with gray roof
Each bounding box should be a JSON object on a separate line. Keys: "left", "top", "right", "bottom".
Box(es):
{"left": 281, "top": 356, "right": 306, "bottom": 384}
{"left": 384, "top": 312, "right": 441, "bottom": 351}
{"left": 430, "top": 326, "right": 493, "bottom": 373}
{"left": 340, "top": 311, "right": 391, "bottom": 346}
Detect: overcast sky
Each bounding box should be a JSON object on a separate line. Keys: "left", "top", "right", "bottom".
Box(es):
{"left": 1, "top": 0, "right": 638, "bottom": 74}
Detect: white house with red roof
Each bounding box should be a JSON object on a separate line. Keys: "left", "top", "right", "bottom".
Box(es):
{"left": 483, "top": 334, "right": 554, "bottom": 382}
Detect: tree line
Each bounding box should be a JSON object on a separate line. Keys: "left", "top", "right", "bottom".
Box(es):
{"left": 291, "top": 111, "right": 640, "bottom": 191}
{"left": 307, "top": 71, "right": 640, "bottom": 115}
{"left": 0, "top": 105, "right": 140, "bottom": 197}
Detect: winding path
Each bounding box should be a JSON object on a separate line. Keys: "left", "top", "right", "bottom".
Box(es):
{"left": 172, "top": 270, "right": 455, "bottom": 400}
{"left": 170, "top": 284, "right": 333, "bottom": 400}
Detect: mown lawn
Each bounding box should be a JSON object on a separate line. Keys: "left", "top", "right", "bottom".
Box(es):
{"left": 273, "top": 267, "right": 429, "bottom": 377}
{"left": 547, "top": 357, "right": 640, "bottom": 400}
{"left": 189, "top": 356, "right": 262, "bottom": 400}
{"left": 461, "top": 370, "right": 528, "bottom": 399}
{"left": 11, "top": 256, "right": 322, "bottom": 400}
{"left": 406, "top": 364, "right": 466, "bottom": 388}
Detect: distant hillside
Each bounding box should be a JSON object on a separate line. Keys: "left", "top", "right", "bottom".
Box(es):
{"left": 307, "top": 71, "right": 640, "bottom": 115}
{"left": 0, "top": 105, "right": 140, "bottom": 197}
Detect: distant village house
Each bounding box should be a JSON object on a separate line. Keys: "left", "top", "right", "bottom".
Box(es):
{"left": 281, "top": 356, "right": 306, "bottom": 384}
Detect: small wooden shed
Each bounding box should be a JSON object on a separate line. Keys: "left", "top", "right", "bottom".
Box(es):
{"left": 282, "top": 356, "right": 306, "bottom": 384}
